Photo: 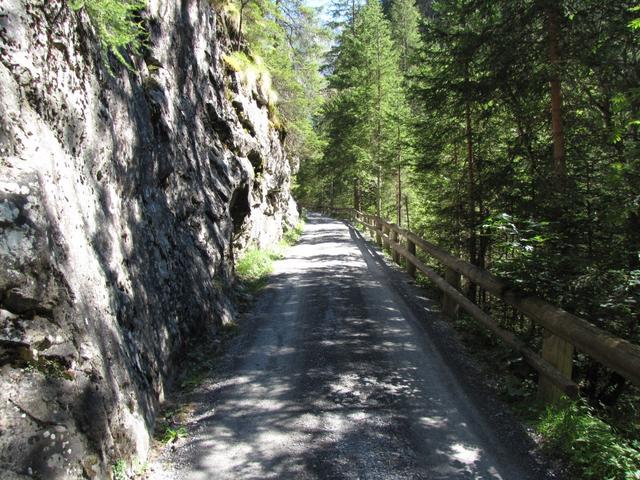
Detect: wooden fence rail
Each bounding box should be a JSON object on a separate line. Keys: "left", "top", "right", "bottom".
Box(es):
{"left": 325, "top": 207, "right": 640, "bottom": 403}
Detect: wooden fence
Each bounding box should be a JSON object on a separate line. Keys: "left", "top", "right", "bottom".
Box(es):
{"left": 326, "top": 207, "right": 640, "bottom": 403}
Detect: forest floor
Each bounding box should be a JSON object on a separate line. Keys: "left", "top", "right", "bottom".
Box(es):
{"left": 145, "top": 213, "right": 557, "bottom": 479}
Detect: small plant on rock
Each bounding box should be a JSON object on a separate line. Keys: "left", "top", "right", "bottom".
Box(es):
{"left": 159, "top": 425, "right": 188, "bottom": 444}
{"left": 281, "top": 221, "right": 304, "bottom": 246}
{"left": 69, "top": 0, "right": 147, "bottom": 69}
{"left": 111, "top": 459, "right": 127, "bottom": 480}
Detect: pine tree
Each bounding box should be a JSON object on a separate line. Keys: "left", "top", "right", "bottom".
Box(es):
{"left": 319, "top": 0, "right": 409, "bottom": 215}
{"left": 387, "top": 0, "right": 420, "bottom": 225}
{"left": 388, "top": 0, "right": 421, "bottom": 73}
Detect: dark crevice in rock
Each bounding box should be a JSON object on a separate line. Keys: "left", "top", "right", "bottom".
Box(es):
{"left": 248, "top": 149, "right": 263, "bottom": 175}
{"left": 206, "top": 102, "right": 233, "bottom": 144}
{"left": 229, "top": 184, "right": 251, "bottom": 234}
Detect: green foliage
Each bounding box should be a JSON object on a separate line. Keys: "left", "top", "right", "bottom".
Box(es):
{"left": 223, "top": 50, "right": 253, "bottom": 72}
{"left": 631, "top": 6, "right": 640, "bottom": 30}
{"left": 111, "top": 459, "right": 127, "bottom": 480}
{"left": 24, "top": 358, "right": 74, "bottom": 381}
{"left": 159, "top": 425, "right": 188, "bottom": 444}
{"left": 69, "top": 0, "right": 147, "bottom": 69}
{"left": 235, "top": 246, "right": 282, "bottom": 292}
{"left": 155, "top": 405, "right": 191, "bottom": 444}
{"left": 132, "top": 459, "right": 149, "bottom": 476}
{"left": 388, "top": 0, "right": 421, "bottom": 72}
{"left": 537, "top": 400, "right": 640, "bottom": 480}
{"left": 281, "top": 220, "right": 305, "bottom": 246}
{"left": 179, "top": 370, "right": 208, "bottom": 390}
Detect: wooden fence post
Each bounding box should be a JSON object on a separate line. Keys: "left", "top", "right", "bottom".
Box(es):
{"left": 442, "top": 267, "right": 460, "bottom": 319}
{"left": 375, "top": 218, "right": 382, "bottom": 247}
{"left": 538, "top": 331, "right": 574, "bottom": 403}
{"left": 392, "top": 228, "right": 400, "bottom": 264}
{"left": 407, "top": 238, "right": 416, "bottom": 278}
{"left": 383, "top": 224, "right": 390, "bottom": 252}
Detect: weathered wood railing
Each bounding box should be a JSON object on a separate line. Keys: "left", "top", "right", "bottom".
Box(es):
{"left": 327, "top": 207, "right": 640, "bottom": 403}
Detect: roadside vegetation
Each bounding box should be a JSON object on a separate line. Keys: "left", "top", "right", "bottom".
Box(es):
{"left": 235, "top": 247, "right": 283, "bottom": 292}
{"left": 535, "top": 400, "right": 640, "bottom": 480}
{"left": 235, "top": 220, "right": 305, "bottom": 293}
{"left": 111, "top": 457, "right": 148, "bottom": 480}
{"left": 282, "top": 220, "right": 305, "bottom": 246}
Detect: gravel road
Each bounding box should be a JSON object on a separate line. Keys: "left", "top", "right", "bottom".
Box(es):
{"left": 150, "top": 213, "right": 549, "bottom": 479}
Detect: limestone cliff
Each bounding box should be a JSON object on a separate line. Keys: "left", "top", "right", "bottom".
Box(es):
{"left": 0, "top": 0, "right": 298, "bottom": 477}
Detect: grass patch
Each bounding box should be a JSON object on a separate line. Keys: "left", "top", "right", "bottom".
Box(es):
{"left": 23, "top": 358, "right": 74, "bottom": 381}
{"left": 235, "top": 247, "right": 282, "bottom": 293}
{"left": 281, "top": 220, "right": 305, "bottom": 246}
{"left": 70, "top": 0, "right": 147, "bottom": 69}
{"left": 223, "top": 50, "right": 253, "bottom": 73}
{"left": 179, "top": 369, "right": 209, "bottom": 391}
{"left": 223, "top": 52, "right": 278, "bottom": 108}
{"left": 235, "top": 222, "right": 304, "bottom": 293}
{"left": 533, "top": 399, "right": 640, "bottom": 480}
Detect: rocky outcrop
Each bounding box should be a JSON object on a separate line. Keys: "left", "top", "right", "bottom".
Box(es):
{"left": 0, "top": 0, "right": 298, "bottom": 477}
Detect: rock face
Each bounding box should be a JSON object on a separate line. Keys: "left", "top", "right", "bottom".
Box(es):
{"left": 0, "top": 0, "right": 298, "bottom": 477}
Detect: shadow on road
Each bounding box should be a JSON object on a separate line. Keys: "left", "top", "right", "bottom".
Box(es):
{"left": 153, "top": 213, "right": 549, "bottom": 480}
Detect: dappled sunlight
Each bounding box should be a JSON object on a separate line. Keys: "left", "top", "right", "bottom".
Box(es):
{"left": 154, "top": 214, "right": 540, "bottom": 479}
{"left": 449, "top": 443, "right": 481, "bottom": 465}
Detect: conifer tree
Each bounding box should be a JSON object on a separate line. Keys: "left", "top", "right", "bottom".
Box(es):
{"left": 320, "top": 0, "right": 409, "bottom": 215}
{"left": 388, "top": 0, "right": 420, "bottom": 224}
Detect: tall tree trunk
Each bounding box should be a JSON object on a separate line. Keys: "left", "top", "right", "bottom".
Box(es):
{"left": 465, "top": 99, "right": 477, "bottom": 302}
{"left": 351, "top": 0, "right": 357, "bottom": 35}
{"left": 404, "top": 195, "right": 410, "bottom": 230}
{"left": 353, "top": 177, "right": 360, "bottom": 211}
{"left": 330, "top": 178, "right": 335, "bottom": 209}
{"left": 396, "top": 124, "right": 402, "bottom": 226}
{"left": 375, "top": 27, "right": 382, "bottom": 218}
{"left": 377, "top": 167, "right": 382, "bottom": 217}
{"left": 397, "top": 167, "right": 402, "bottom": 226}
{"left": 238, "top": 0, "right": 251, "bottom": 49}
{"left": 545, "top": 1, "right": 566, "bottom": 193}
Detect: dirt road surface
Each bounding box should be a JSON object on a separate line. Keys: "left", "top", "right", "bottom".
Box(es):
{"left": 150, "top": 213, "right": 549, "bottom": 479}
